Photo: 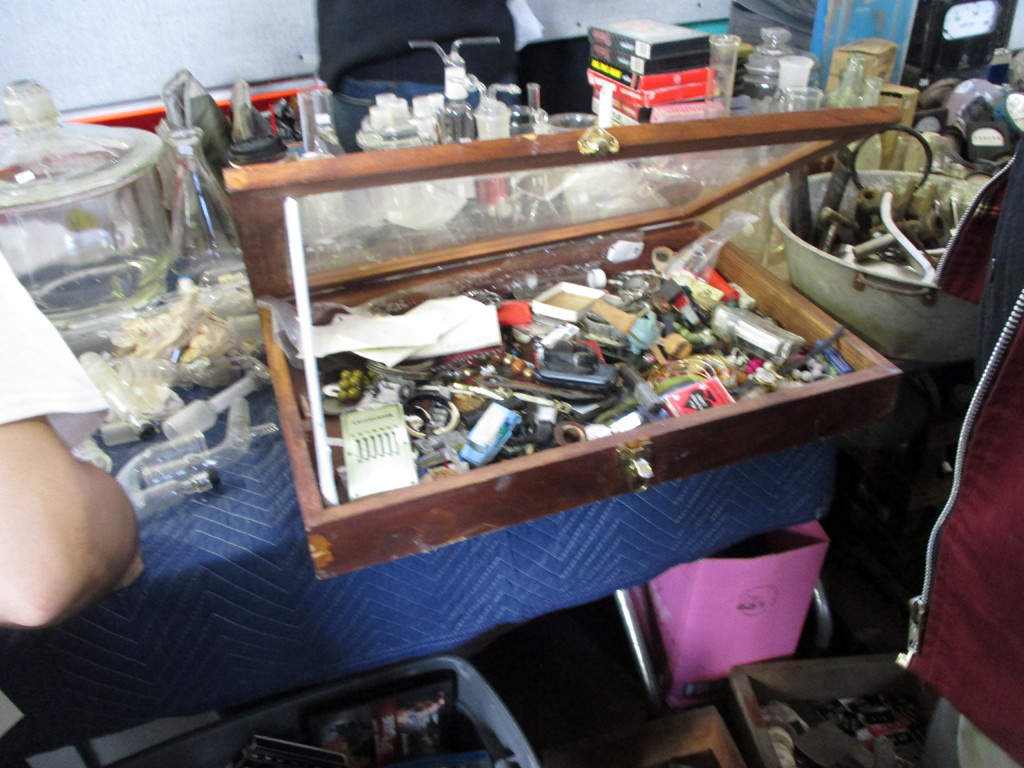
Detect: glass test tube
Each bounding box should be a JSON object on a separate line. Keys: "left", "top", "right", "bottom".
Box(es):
{"left": 709, "top": 34, "right": 741, "bottom": 116}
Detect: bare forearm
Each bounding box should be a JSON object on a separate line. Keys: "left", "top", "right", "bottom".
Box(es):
{"left": 0, "top": 418, "right": 142, "bottom": 628}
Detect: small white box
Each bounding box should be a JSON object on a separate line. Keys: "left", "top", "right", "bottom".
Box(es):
{"left": 531, "top": 282, "right": 606, "bottom": 322}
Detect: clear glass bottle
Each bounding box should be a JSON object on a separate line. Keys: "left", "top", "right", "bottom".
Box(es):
{"left": 827, "top": 53, "right": 867, "bottom": 108}
{"left": 166, "top": 126, "right": 244, "bottom": 282}
{"left": 439, "top": 71, "right": 477, "bottom": 143}
{"left": 297, "top": 86, "right": 345, "bottom": 158}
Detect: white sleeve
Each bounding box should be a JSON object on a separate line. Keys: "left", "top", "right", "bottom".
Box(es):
{"left": 0, "top": 254, "right": 109, "bottom": 448}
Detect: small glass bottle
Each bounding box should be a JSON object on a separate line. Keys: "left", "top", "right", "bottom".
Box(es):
{"left": 166, "top": 126, "right": 245, "bottom": 282}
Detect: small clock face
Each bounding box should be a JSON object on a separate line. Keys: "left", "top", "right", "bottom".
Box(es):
{"left": 942, "top": 0, "right": 999, "bottom": 39}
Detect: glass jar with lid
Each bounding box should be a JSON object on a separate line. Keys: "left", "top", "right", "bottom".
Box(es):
{"left": 740, "top": 27, "right": 797, "bottom": 114}
{"left": 0, "top": 80, "right": 170, "bottom": 341}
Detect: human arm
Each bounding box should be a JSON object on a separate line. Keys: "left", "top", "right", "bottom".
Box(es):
{"left": 0, "top": 251, "right": 142, "bottom": 628}
{"left": 0, "top": 415, "right": 142, "bottom": 628}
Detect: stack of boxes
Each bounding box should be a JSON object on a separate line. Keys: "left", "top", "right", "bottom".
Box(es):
{"left": 586, "top": 19, "right": 718, "bottom": 125}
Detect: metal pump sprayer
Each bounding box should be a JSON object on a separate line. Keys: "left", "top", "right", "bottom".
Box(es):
{"left": 408, "top": 37, "right": 499, "bottom": 143}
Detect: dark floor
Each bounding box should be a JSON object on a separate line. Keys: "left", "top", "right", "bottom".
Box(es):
{"left": 469, "top": 596, "right": 653, "bottom": 758}
{"left": 465, "top": 506, "right": 930, "bottom": 762}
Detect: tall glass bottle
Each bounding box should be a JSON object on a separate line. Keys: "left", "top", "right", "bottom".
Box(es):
{"left": 166, "top": 126, "right": 244, "bottom": 282}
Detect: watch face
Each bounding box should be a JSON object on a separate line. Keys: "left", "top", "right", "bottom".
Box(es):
{"left": 942, "top": 0, "right": 999, "bottom": 39}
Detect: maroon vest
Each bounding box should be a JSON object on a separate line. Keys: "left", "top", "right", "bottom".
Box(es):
{"left": 906, "top": 158, "right": 1024, "bottom": 763}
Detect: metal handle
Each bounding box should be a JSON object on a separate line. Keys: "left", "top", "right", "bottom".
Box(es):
{"left": 879, "top": 191, "right": 938, "bottom": 286}
{"left": 853, "top": 272, "right": 939, "bottom": 305}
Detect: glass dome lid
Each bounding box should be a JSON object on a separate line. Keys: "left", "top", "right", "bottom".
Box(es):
{"left": 744, "top": 27, "right": 796, "bottom": 76}
{"left": 0, "top": 79, "right": 164, "bottom": 209}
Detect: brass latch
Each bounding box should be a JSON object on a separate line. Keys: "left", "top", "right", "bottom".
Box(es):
{"left": 617, "top": 440, "right": 654, "bottom": 492}
{"left": 578, "top": 125, "right": 620, "bottom": 156}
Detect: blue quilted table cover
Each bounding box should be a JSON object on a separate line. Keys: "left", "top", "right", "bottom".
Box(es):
{"left": 0, "top": 387, "right": 835, "bottom": 759}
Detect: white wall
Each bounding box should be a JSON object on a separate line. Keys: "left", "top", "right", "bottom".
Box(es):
{"left": 521, "top": 0, "right": 731, "bottom": 41}
{"left": 0, "top": 0, "right": 1018, "bottom": 118}
{"left": 0, "top": 0, "right": 732, "bottom": 118}
{"left": 0, "top": 1, "right": 319, "bottom": 116}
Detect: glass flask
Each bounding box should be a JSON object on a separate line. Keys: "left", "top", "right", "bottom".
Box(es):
{"left": 166, "top": 126, "right": 245, "bottom": 282}
{"left": 0, "top": 79, "right": 170, "bottom": 332}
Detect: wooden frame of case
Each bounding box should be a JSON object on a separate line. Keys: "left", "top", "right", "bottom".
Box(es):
{"left": 225, "top": 108, "right": 903, "bottom": 577}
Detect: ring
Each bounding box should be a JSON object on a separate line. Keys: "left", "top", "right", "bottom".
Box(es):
{"left": 554, "top": 421, "right": 587, "bottom": 445}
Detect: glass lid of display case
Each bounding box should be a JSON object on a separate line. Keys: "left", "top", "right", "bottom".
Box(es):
{"left": 224, "top": 107, "right": 899, "bottom": 300}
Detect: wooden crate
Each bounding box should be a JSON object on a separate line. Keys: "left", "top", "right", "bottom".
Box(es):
{"left": 225, "top": 108, "right": 903, "bottom": 577}
{"left": 728, "top": 655, "right": 935, "bottom": 768}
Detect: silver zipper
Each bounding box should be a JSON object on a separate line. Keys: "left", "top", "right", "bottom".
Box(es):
{"left": 899, "top": 157, "right": 1022, "bottom": 668}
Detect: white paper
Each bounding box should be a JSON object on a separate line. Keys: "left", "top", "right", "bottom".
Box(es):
{"left": 310, "top": 313, "right": 439, "bottom": 358}
{"left": 311, "top": 296, "right": 501, "bottom": 367}
{"left": 406, "top": 300, "right": 501, "bottom": 359}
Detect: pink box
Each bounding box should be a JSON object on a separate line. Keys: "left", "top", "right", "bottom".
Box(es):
{"left": 647, "top": 521, "right": 829, "bottom": 707}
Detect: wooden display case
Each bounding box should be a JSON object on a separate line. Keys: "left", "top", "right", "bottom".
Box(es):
{"left": 225, "top": 108, "right": 903, "bottom": 578}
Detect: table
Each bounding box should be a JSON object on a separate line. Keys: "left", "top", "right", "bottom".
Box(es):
{"left": 0, "top": 387, "right": 836, "bottom": 760}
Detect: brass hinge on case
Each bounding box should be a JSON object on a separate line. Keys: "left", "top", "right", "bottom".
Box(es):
{"left": 617, "top": 440, "right": 654, "bottom": 492}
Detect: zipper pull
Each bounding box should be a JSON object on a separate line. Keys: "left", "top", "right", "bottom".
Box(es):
{"left": 897, "top": 595, "right": 926, "bottom": 668}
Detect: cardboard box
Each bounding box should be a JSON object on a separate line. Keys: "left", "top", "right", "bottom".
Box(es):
{"left": 648, "top": 522, "right": 829, "bottom": 707}
{"left": 531, "top": 281, "right": 605, "bottom": 322}
{"left": 543, "top": 705, "right": 748, "bottom": 768}
{"left": 826, "top": 38, "right": 898, "bottom": 93}
{"left": 728, "top": 655, "right": 934, "bottom": 768}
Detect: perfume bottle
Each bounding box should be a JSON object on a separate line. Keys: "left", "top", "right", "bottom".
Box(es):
{"left": 166, "top": 126, "right": 244, "bottom": 282}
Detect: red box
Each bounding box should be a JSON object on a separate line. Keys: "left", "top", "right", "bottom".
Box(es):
{"left": 587, "top": 67, "right": 711, "bottom": 107}
{"left": 662, "top": 378, "right": 734, "bottom": 417}
{"left": 647, "top": 521, "right": 829, "bottom": 707}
